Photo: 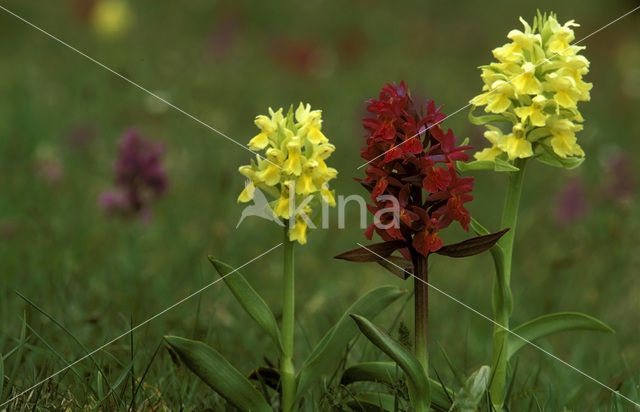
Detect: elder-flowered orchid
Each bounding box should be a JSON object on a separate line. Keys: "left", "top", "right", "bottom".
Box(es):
{"left": 238, "top": 103, "right": 337, "bottom": 244}
{"left": 470, "top": 11, "right": 591, "bottom": 166}
{"left": 359, "top": 81, "right": 474, "bottom": 257}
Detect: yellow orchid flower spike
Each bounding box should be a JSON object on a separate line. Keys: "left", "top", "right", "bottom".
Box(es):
{"left": 237, "top": 103, "right": 337, "bottom": 244}
{"left": 469, "top": 11, "right": 591, "bottom": 167}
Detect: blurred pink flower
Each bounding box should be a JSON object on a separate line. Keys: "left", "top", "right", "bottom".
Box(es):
{"left": 99, "top": 128, "right": 168, "bottom": 219}
{"left": 98, "top": 189, "right": 128, "bottom": 213}
{"left": 554, "top": 177, "right": 588, "bottom": 225}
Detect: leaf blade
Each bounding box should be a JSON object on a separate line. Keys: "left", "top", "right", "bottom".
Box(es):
{"left": 334, "top": 241, "right": 407, "bottom": 263}
{"left": 350, "top": 314, "right": 431, "bottom": 409}
{"left": 508, "top": 312, "right": 615, "bottom": 359}
{"left": 209, "top": 257, "right": 283, "bottom": 353}
{"left": 345, "top": 392, "right": 396, "bottom": 412}
{"left": 295, "top": 286, "right": 406, "bottom": 401}
{"left": 435, "top": 229, "right": 509, "bottom": 258}
{"left": 164, "top": 336, "right": 272, "bottom": 412}
{"left": 341, "top": 361, "right": 453, "bottom": 410}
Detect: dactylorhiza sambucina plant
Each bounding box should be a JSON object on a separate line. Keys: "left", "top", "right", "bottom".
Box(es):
{"left": 337, "top": 82, "right": 507, "bottom": 412}
{"left": 164, "top": 104, "right": 408, "bottom": 412}
{"left": 238, "top": 103, "right": 337, "bottom": 410}
{"left": 466, "top": 12, "right": 614, "bottom": 411}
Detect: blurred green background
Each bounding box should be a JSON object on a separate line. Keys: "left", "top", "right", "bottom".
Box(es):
{"left": 1, "top": 0, "right": 639, "bottom": 410}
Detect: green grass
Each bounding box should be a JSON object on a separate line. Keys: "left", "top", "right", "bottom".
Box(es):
{"left": 1, "top": 0, "right": 639, "bottom": 410}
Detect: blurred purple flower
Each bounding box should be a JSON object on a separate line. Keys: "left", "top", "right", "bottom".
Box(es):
{"left": 99, "top": 128, "right": 168, "bottom": 219}
{"left": 554, "top": 177, "right": 588, "bottom": 225}
{"left": 602, "top": 152, "right": 635, "bottom": 205}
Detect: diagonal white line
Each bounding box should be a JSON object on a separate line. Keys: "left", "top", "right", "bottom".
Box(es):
{"left": 357, "top": 5, "right": 640, "bottom": 170}
{"left": 0, "top": 243, "right": 283, "bottom": 408}
{"left": 356, "top": 242, "right": 640, "bottom": 409}
{"left": 0, "top": 4, "right": 283, "bottom": 168}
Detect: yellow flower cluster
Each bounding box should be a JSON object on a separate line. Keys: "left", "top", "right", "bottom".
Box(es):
{"left": 470, "top": 12, "right": 591, "bottom": 164}
{"left": 238, "top": 103, "right": 337, "bottom": 244}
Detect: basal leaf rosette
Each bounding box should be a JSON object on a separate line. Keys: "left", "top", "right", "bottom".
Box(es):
{"left": 469, "top": 11, "right": 591, "bottom": 169}
{"left": 237, "top": 103, "right": 337, "bottom": 244}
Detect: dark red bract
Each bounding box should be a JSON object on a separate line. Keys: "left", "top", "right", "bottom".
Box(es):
{"left": 360, "top": 81, "right": 474, "bottom": 256}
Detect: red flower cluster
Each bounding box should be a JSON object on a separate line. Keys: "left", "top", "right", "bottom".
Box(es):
{"left": 361, "top": 81, "right": 474, "bottom": 256}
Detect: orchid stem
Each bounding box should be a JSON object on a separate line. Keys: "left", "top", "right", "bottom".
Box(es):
{"left": 281, "top": 228, "right": 296, "bottom": 412}
{"left": 490, "top": 158, "right": 526, "bottom": 410}
{"left": 413, "top": 252, "right": 431, "bottom": 411}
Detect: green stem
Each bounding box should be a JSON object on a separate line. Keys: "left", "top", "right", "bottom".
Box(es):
{"left": 490, "top": 158, "right": 526, "bottom": 410}
{"left": 412, "top": 252, "right": 431, "bottom": 411}
{"left": 281, "top": 229, "right": 296, "bottom": 412}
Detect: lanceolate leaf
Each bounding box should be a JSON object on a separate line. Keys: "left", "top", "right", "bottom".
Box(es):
{"left": 436, "top": 229, "right": 509, "bottom": 258}
{"left": 468, "top": 106, "right": 517, "bottom": 125}
{"left": 341, "top": 361, "right": 453, "bottom": 410}
{"left": 450, "top": 365, "right": 490, "bottom": 412}
{"left": 208, "top": 257, "right": 283, "bottom": 353}
{"left": 334, "top": 241, "right": 407, "bottom": 263}
{"left": 295, "top": 286, "right": 406, "bottom": 402}
{"left": 345, "top": 392, "right": 396, "bottom": 412}
{"left": 341, "top": 361, "right": 401, "bottom": 387}
{"left": 377, "top": 256, "right": 413, "bottom": 280}
{"left": 535, "top": 145, "right": 585, "bottom": 170}
{"left": 507, "top": 312, "right": 615, "bottom": 359}
{"left": 456, "top": 159, "right": 519, "bottom": 173}
{"left": 164, "top": 336, "right": 272, "bottom": 412}
{"left": 350, "top": 314, "right": 431, "bottom": 410}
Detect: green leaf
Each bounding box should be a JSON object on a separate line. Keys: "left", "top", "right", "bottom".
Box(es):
{"left": 295, "top": 286, "right": 406, "bottom": 401}
{"left": 208, "top": 257, "right": 283, "bottom": 353}
{"left": 535, "top": 144, "right": 585, "bottom": 170}
{"left": 456, "top": 160, "right": 495, "bottom": 172}
{"left": 468, "top": 106, "right": 516, "bottom": 125}
{"left": 341, "top": 361, "right": 453, "bottom": 410}
{"left": 508, "top": 312, "right": 615, "bottom": 359}
{"left": 350, "top": 314, "right": 431, "bottom": 410}
{"left": 456, "top": 158, "right": 519, "bottom": 173}
{"left": 450, "top": 365, "right": 490, "bottom": 412}
{"left": 494, "top": 158, "right": 520, "bottom": 172}
{"left": 346, "top": 392, "right": 396, "bottom": 412}
{"left": 341, "top": 361, "right": 401, "bottom": 387}
{"left": 164, "top": 336, "right": 272, "bottom": 412}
